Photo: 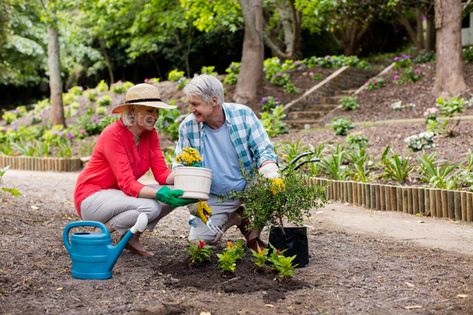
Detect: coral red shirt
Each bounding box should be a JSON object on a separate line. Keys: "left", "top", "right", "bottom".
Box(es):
{"left": 73, "top": 119, "right": 171, "bottom": 216}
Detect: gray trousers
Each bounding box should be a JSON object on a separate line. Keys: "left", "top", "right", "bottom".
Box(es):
{"left": 80, "top": 188, "right": 174, "bottom": 236}
{"left": 188, "top": 195, "right": 241, "bottom": 241}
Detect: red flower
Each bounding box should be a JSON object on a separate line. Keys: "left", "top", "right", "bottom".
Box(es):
{"left": 198, "top": 240, "right": 205, "bottom": 249}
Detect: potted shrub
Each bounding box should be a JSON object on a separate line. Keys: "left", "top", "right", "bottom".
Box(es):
{"left": 232, "top": 170, "right": 326, "bottom": 267}
{"left": 174, "top": 147, "right": 212, "bottom": 200}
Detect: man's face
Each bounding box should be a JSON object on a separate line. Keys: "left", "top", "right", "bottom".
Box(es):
{"left": 134, "top": 105, "right": 159, "bottom": 131}
{"left": 187, "top": 95, "right": 218, "bottom": 123}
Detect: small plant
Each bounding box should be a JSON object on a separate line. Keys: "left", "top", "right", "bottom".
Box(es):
{"left": 96, "top": 95, "right": 111, "bottom": 107}
{"left": 404, "top": 132, "right": 435, "bottom": 152}
{"left": 345, "top": 145, "right": 372, "bottom": 183}
{"left": 0, "top": 165, "right": 9, "bottom": 183}
{"left": 224, "top": 62, "right": 240, "bottom": 85}
{"left": 320, "top": 145, "right": 348, "bottom": 180}
{"left": 346, "top": 133, "right": 368, "bottom": 148}
{"left": 366, "top": 77, "right": 384, "bottom": 91}
{"left": 144, "top": 78, "right": 160, "bottom": 84}
{"left": 268, "top": 245, "right": 297, "bottom": 281}
{"left": 260, "top": 106, "right": 288, "bottom": 137}
{"left": 260, "top": 96, "right": 281, "bottom": 112}
{"left": 176, "top": 147, "right": 203, "bottom": 166}
{"left": 168, "top": 69, "right": 185, "bottom": 82}
{"left": 423, "top": 107, "right": 439, "bottom": 124}
{"left": 418, "top": 152, "right": 458, "bottom": 189}
{"left": 339, "top": 96, "right": 359, "bottom": 111}
{"left": 216, "top": 240, "right": 245, "bottom": 273}
{"left": 332, "top": 117, "right": 354, "bottom": 136}
{"left": 200, "top": 66, "right": 218, "bottom": 76}
{"left": 187, "top": 240, "right": 213, "bottom": 265}
{"left": 251, "top": 245, "right": 270, "bottom": 270}
{"left": 1, "top": 187, "right": 21, "bottom": 196}
{"left": 435, "top": 96, "right": 464, "bottom": 136}
{"left": 381, "top": 147, "right": 412, "bottom": 184}
{"left": 111, "top": 82, "right": 127, "bottom": 94}
{"left": 96, "top": 80, "right": 109, "bottom": 93}
{"left": 390, "top": 100, "right": 415, "bottom": 111}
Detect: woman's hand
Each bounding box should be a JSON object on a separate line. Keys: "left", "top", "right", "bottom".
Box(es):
{"left": 155, "top": 186, "right": 197, "bottom": 207}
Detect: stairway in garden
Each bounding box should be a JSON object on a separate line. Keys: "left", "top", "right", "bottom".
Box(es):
{"left": 284, "top": 66, "right": 374, "bottom": 129}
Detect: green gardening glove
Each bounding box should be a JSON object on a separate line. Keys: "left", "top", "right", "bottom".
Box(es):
{"left": 155, "top": 186, "right": 197, "bottom": 207}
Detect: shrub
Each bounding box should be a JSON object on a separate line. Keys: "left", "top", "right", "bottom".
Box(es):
{"left": 224, "top": 62, "right": 240, "bottom": 85}
{"left": 366, "top": 78, "right": 385, "bottom": 90}
{"left": 260, "top": 106, "right": 288, "bottom": 137}
{"left": 96, "top": 80, "right": 109, "bottom": 93}
{"left": 332, "top": 117, "right": 354, "bottom": 136}
{"left": 260, "top": 96, "right": 281, "bottom": 112}
{"left": 156, "top": 107, "right": 185, "bottom": 141}
{"left": 187, "top": 240, "right": 213, "bottom": 265}
{"left": 339, "top": 96, "right": 359, "bottom": 111}
{"left": 404, "top": 132, "right": 435, "bottom": 152}
{"left": 168, "top": 69, "right": 185, "bottom": 82}
{"left": 231, "top": 171, "right": 326, "bottom": 230}
{"left": 96, "top": 95, "right": 111, "bottom": 107}
{"left": 200, "top": 66, "right": 218, "bottom": 76}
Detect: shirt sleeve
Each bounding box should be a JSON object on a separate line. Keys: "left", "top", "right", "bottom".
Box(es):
{"left": 246, "top": 109, "right": 278, "bottom": 168}
{"left": 101, "top": 132, "right": 144, "bottom": 197}
{"left": 173, "top": 120, "right": 193, "bottom": 169}
{"left": 149, "top": 131, "right": 171, "bottom": 184}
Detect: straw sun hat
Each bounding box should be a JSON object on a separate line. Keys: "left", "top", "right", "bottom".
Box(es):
{"left": 111, "top": 83, "right": 176, "bottom": 114}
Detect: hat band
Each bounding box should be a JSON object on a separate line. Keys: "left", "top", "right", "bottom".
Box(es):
{"left": 127, "top": 98, "right": 162, "bottom": 103}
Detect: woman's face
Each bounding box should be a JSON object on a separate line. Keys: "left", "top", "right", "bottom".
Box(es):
{"left": 133, "top": 105, "right": 159, "bottom": 131}
{"left": 187, "top": 95, "right": 218, "bottom": 123}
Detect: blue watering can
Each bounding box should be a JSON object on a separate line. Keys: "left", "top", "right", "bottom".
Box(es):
{"left": 63, "top": 213, "right": 148, "bottom": 280}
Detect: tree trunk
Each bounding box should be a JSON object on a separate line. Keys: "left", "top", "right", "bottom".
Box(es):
{"left": 100, "top": 40, "right": 114, "bottom": 84}
{"left": 47, "top": 26, "right": 66, "bottom": 127}
{"left": 235, "top": 0, "right": 264, "bottom": 104}
{"left": 433, "top": 0, "right": 467, "bottom": 97}
{"left": 426, "top": 14, "right": 436, "bottom": 51}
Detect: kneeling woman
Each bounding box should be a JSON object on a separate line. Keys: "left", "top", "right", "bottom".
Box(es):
{"left": 73, "top": 83, "right": 195, "bottom": 257}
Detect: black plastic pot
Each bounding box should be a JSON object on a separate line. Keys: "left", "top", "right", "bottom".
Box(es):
{"left": 268, "top": 226, "right": 309, "bottom": 268}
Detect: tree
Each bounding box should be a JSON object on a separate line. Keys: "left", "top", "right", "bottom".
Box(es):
{"left": 41, "top": 0, "right": 65, "bottom": 126}
{"left": 264, "top": 0, "right": 302, "bottom": 59}
{"left": 433, "top": 0, "right": 466, "bottom": 97}
{"left": 234, "top": 0, "right": 264, "bottom": 103}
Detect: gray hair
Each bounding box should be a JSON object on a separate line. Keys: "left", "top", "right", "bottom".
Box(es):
{"left": 121, "top": 105, "right": 136, "bottom": 126}
{"left": 183, "top": 74, "right": 224, "bottom": 106}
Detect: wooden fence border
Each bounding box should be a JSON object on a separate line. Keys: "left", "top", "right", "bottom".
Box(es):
{"left": 0, "top": 155, "right": 83, "bottom": 172}
{"left": 312, "top": 177, "right": 473, "bottom": 222}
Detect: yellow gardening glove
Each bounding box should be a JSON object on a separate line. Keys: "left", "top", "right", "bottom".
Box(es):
{"left": 194, "top": 201, "right": 213, "bottom": 224}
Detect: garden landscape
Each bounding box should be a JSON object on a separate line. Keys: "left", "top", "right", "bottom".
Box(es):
{"left": 2, "top": 1, "right": 473, "bottom": 314}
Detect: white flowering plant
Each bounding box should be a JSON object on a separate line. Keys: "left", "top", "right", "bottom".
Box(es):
{"left": 404, "top": 132, "right": 435, "bottom": 152}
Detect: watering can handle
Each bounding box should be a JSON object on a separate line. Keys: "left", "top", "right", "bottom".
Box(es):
{"left": 63, "top": 221, "right": 109, "bottom": 254}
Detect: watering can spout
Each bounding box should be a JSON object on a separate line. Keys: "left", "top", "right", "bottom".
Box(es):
{"left": 107, "top": 213, "right": 148, "bottom": 268}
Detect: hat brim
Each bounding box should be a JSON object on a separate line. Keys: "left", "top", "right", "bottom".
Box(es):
{"left": 112, "top": 101, "right": 176, "bottom": 114}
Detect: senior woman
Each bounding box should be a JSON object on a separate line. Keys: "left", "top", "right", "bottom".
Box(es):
{"left": 74, "top": 83, "right": 195, "bottom": 257}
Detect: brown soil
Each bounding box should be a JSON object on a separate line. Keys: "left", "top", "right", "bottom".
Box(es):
{"left": 2, "top": 171, "right": 473, "bottom": 314}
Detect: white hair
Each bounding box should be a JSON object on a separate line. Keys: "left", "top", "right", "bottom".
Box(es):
{"left": 183, "top": 74, "right": 224, "bottom": 106}
{"left": 121, "top": 105, "right": 136, "bottom": 126}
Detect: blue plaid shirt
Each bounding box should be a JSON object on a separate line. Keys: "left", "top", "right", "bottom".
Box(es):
{"left": 174, "top": 103, "right": 277, "bottom": 172}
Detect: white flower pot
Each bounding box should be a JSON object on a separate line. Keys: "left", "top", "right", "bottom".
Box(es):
{"left": 174, "top": 167, "right": 212, "bottom": 200}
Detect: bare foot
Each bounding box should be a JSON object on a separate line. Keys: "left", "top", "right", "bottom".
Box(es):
{"left": 125, "top": 233, "right": 154, "bottom": 257}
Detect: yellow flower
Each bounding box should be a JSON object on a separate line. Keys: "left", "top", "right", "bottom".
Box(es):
{"left": 176, "top": 147, "right": 203, "bottom": 166}
{"left": 270, "top": 178, "right": 285, "bottom": 195}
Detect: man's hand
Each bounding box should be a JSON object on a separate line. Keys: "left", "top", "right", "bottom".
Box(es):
{"left": 155, "top": 186, "right": 197, "bottom": 207}
{"left": 258, "top": 162, "right": 280, "bottom": 179}
{"left": 190, "top": 201, "right": 212, "bottom": 223}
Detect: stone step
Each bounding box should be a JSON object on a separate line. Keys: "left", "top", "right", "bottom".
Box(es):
{"left": 286, "top": 119, "right": 324, "bottom": 129}
{"left": 290, "top": 103, "right": 338, "bottom": 111}
{"left": 287, "top": 111, "right": 324, "bottom": 120}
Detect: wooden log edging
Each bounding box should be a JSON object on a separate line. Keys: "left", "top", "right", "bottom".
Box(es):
{"left": 312, "top": 177, "right": 473, "bottom": 222}
{"left": 0, "top": 155, "right": 83, "bottom": 172}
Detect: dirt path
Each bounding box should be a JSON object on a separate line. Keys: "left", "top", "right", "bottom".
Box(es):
{"left": 2, "top": 170, "right": 473, "bottom": 314}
